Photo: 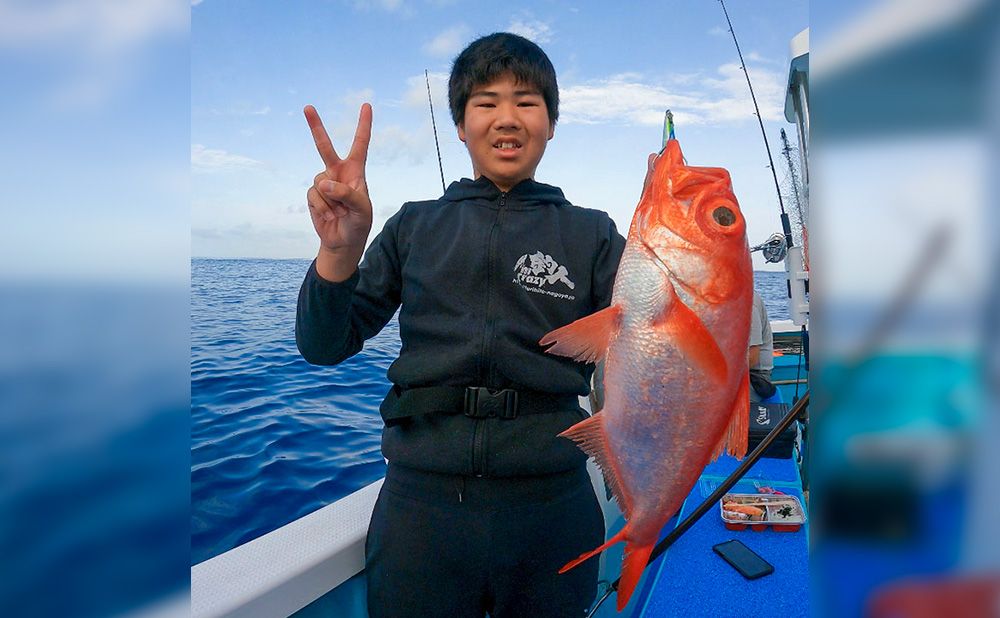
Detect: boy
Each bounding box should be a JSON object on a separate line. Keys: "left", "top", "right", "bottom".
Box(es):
{"left": 297, "top": 33, "right": 625, "bottom": 617}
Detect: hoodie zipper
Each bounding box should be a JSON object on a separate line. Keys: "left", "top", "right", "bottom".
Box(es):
{"left": 471, "top": 190, "right": 507, "bottom": 477}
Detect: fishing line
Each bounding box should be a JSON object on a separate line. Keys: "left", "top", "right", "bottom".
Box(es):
{"left": 718, "top": 0, "right": 794, "bottom": 254}
{"left": 425, "top": 69, "right": 447, "bottom": 194}
{"left": 586, "top": 391, "right": 810, "bottom": 617}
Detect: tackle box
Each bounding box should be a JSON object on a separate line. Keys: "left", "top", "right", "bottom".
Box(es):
{"left": 720, "top": 493, "right": 806, "bottom": 532}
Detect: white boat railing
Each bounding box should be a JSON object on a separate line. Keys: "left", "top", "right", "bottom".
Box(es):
{"left": 771, "top": 318, "right": 801, "bottom": 335}
{"left": 191, "top": 479, "right": 383, "bottom": 618}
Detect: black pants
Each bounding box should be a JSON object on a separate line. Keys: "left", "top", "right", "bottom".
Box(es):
{"left": 365, "top": 464, "right": 605, "bottom": 618}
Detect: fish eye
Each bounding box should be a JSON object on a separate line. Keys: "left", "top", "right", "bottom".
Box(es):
{"left": 712, "top": 206, "right": 736, "bottom": 226}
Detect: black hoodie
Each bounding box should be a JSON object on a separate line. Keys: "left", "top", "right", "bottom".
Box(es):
{"left": 296, "top": 176, "right": 626, "bottom": 477}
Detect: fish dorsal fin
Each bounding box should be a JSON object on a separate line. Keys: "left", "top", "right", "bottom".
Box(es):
{"left": 652, "top": 294, "right": 727, "bottom": 385}
{"left": 558, "top": 412, "right": 633, "bottom": 518}
{"left": 710, "top": 371, "right": 750, "bottom": 461}
{"left": 539, "top": 304, "right": 623, "bottom": 363}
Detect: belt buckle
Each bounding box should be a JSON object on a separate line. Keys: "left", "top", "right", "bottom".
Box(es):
{"left": 464, "top": 387, "right": 519, "bottom": 419}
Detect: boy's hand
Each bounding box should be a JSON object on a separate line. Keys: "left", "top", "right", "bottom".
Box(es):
{"left": 304, "top": 104, "right": 373, "bottom": 281}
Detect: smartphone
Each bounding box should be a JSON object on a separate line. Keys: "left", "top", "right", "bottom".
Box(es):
{"left": 712, "top": 540, "right": 774, "bottom": 580}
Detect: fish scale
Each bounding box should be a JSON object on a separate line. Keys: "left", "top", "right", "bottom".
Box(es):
{"left": 540, "top": 139, "right": 752, "bottom": 611}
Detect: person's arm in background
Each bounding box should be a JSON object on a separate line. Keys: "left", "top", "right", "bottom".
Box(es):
{"left": 748, "top": 292, "right": 764, "bottom": 370}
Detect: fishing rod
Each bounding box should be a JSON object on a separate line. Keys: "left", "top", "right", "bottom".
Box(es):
{"left": 587, "top": 390, "right": 810, "bottom": 616}
{"left": 425, "top": 69, "right": 447, "bottom": 194}
{"left": 718, "top": 0, "right": 793, "bottom": 254}
{"left": 719, "top": 0, "right": 809, "bottom": 399}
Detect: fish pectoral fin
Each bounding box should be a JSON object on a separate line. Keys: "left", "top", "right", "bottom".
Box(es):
{"left": 539, "top": 304, "right": 623, "bottom": 363}
{"left": 711, "top": 371, "right": 750, "bottom": 461}
{"left": 652, "top": 296, "right": 726, "bottom": 384}
{"left": 616, "top": 541, "right": 655, "bottom": 611}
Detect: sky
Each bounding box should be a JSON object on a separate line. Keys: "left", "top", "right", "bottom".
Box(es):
{"left": 191, "top": 0, "right": 809, "bottom": 270}
{"left": 0, "top": 0, "right": 190, "bottom": 282}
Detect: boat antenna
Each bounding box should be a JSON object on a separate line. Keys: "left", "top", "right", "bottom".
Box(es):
{"left": 717, "top": 0, "right": 795, "bottom": 253}
{"left": 425, "top": 69, "right": 447, "bottom": 194}
{"left": 779, "top": 127, "right": 809, "bottom": 270}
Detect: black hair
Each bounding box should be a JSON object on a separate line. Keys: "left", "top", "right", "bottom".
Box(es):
{"left": 448, "top": 32, "right": 559, "bottom": 127}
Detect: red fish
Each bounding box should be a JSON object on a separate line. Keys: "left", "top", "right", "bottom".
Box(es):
{"left": 540, "top": 139, "right": 752, "bottom": 611}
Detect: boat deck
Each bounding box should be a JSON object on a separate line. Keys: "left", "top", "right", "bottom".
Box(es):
{"left": 622, "top": 351, "right": 810, "bottom": 616}
{"left": 646, "top": 455, "right": 806, "bottom": 616}
{"left": 594, "top": 453, "right": 809, "bottom": 617}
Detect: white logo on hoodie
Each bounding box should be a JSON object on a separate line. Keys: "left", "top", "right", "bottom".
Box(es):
{"left": 513, "top": 251, "right": 576, "bottom": 300}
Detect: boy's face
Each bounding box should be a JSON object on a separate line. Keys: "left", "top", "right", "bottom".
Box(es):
{"left": 457, "top": 73, "right": 555, "bottom": 192}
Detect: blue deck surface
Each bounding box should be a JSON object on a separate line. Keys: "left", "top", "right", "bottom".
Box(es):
{"left": 628, "top": 454, "right": 809, "bottom": 617}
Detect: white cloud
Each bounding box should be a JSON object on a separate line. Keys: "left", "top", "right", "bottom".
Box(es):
{"left": 559, "top": 63, "right": 786, "bottom": 127}
{"left": 708, "top": 26, "right": 727, "bottom": 36}
{"left": 191, "top": 0, "right": 203, "bottom": 5}
{"left": 701, "top": 62, "right": 785, "bottom": 121}
{"left": 506, "top": 18, "right": 553, "bottom": 44}
{"left": 746, "top": 51, "right": 781, "bottom": 65}
{"left": 320, "top": 78, "right": 436, "bottom": 166}
{"left": 370, "top": 124, "right": 433, "bottom": 165}
{"left": 341, "top": 88, "right": 375, "bottom": 110}
{"left": 0, "top": 0, "right": 188, "bottom": 109}
{"left": 402, "top": 72, "right": 449, "bottom": 111}
{"left": 191, "top": 144, "right": 264, "bottom": 173}
{"left": 206, "top": 104, "right": 271, "bottom": 117}
{"left": 0, "top": 0, "right": 187, "bottom": 50}
{"left": 350, "top": 0, "right": 409, "bottom": 14}
{"left": 423, "top": 25, "right": 470, "bottom": 58}
{"left": 560, "top": 78, "right": 700, "bottom": 126}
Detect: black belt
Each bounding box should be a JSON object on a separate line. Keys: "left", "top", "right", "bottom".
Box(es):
{"left": 379, "top": 385, "right": 579, "bottom": 425}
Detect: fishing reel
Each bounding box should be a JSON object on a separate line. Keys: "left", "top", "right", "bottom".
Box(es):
{"left": 750, "top": 233, "right": 787, "bottom": 263}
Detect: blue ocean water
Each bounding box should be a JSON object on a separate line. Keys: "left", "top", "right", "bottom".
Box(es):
{"left": 2, "top": 284, "right": 189, "bottom": 616}
{"left": 190, "top": 259, "right": 790, "bottom": 564}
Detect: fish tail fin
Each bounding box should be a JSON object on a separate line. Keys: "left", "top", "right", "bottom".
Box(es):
{"left": 558, "top": 413, "right": 634, "bottom": 518}
{"left": 616, "top": 541, "right": 655, "bottom": 611}
{"left": 558, "top": 527, "right": 628, "bottom": 574}
{"left": 539, "top": 304, "right": 623, "bottom": 363}
{"left": 711, "top": 370, "right": 750, "bottom": 461}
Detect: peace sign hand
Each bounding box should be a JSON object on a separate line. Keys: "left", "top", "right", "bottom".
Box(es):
{"left": 304, "top": 104, "right": 373, "bottom": 281}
